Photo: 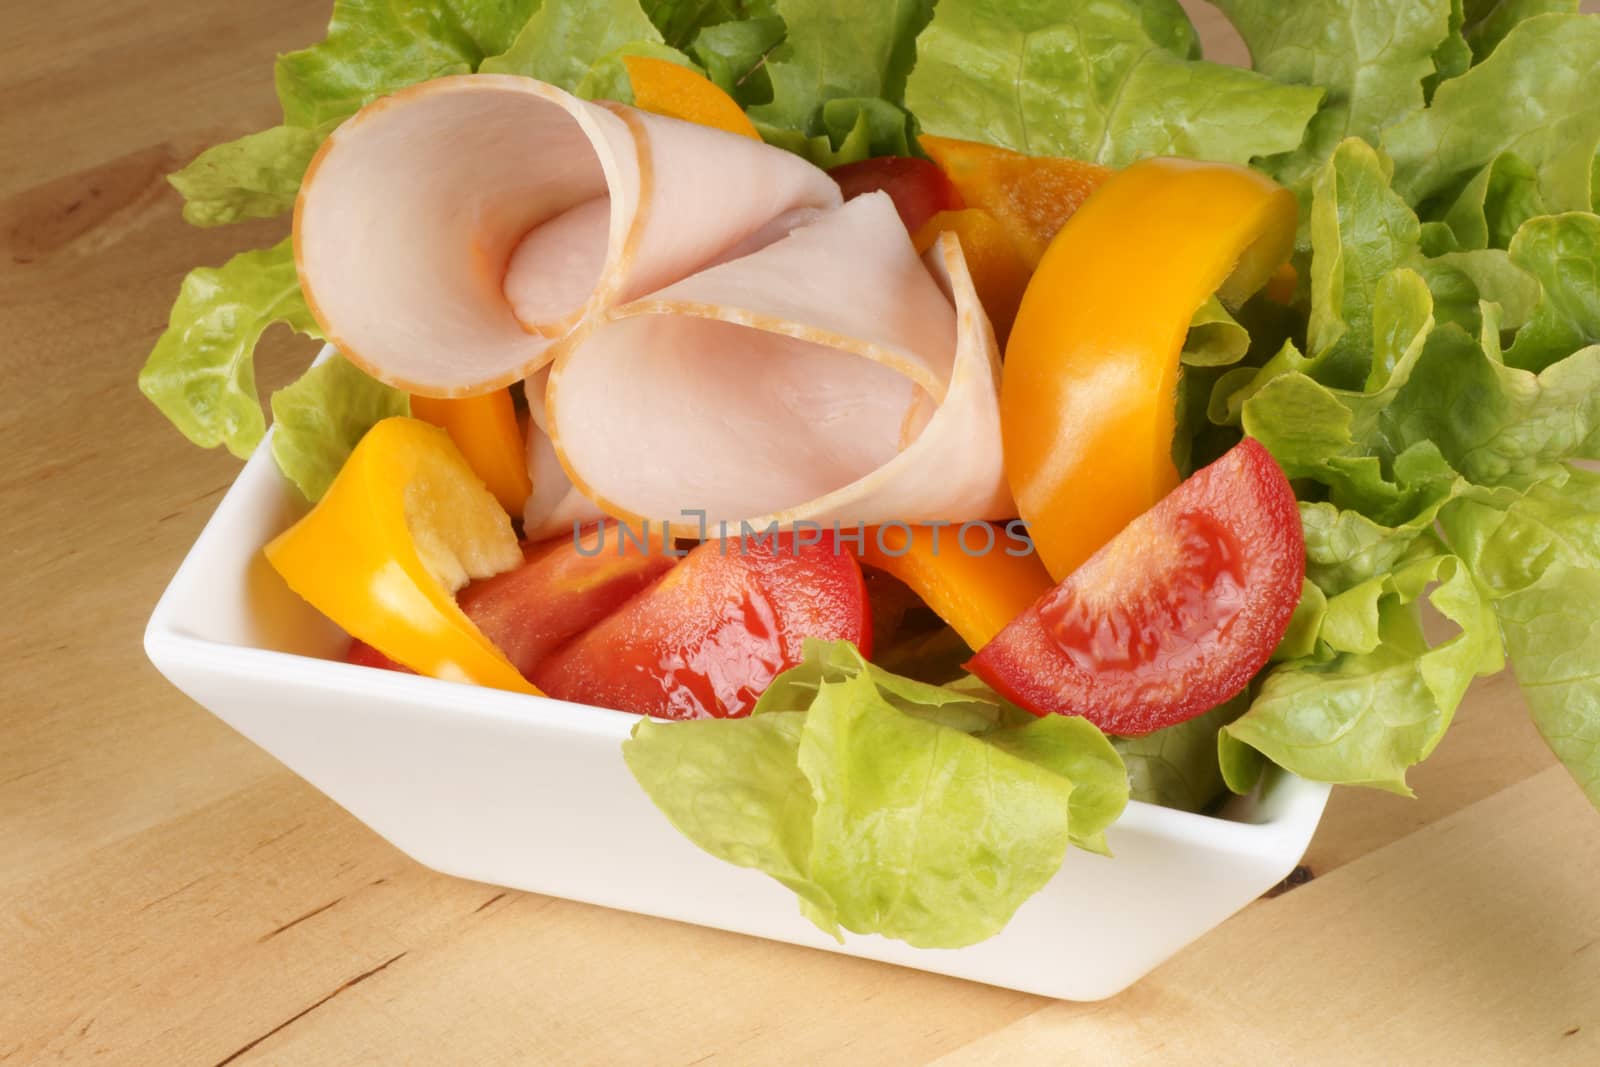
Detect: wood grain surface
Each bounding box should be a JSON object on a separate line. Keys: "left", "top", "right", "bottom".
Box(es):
{"left": 3, "top": 2, "right": 1598, "bottom": 1063}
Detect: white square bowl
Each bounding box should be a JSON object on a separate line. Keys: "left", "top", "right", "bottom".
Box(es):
{"left": 144, "top": 429, "right": 1331, "bottom": 1002}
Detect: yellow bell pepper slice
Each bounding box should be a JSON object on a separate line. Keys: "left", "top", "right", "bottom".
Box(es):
{"left": 623, "top": 55, "right": 761, "bottom": 141}
{"left": 265, "top": 417, "right": 538, "bottom": 694}
{"left": 1003, "top": 158, "right": 1297, "bottom": 581}
{"left": 409, "top": 389, "right": 533, "bottom": 516}
{"left": 857, "top": 525, "right": 1056, "bottom": 650}
{"left": 920, "top": 135, "right": 1112, "bottom": 267}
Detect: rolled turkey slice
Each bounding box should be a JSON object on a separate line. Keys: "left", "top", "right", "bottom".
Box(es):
{"left": 523, "top": 369, "right": 605, "bottom": 541}
{"left": 545, "top": 192, "right": 1014, "bottom": 529}
{"left": 295, "top": 74, "right": 841, "bottom": 397}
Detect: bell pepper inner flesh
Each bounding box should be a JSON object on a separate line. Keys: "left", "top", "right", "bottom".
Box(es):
{"left": 409, "top": 389, "right": 533, "bottom": 517}
{"left": 1002, "top": 157, "right": 1297, "bottom": 582}
{"left": 920, "top": 135, "right": 1113, "bottom": 266}
{"left": 265, "top": 417, "right": 537, "bottom": 694}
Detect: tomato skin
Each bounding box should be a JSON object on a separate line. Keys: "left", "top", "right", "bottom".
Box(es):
{"left": 346, "top": 637, "right": 410, "bottom": 673}
{"left": 532, "top": 533, "right": 871, "bottom": 719}
{"left": 968, "top": 439, "right": 1303, "bottom": 736}
{"left": 456, "top": 524, "right": 676, "bottom": 677}
{"left": 828, "top": 157, "right": 965, "bottom": 234}
{"left": 343, "top": 524, "right": 676, "bottom": 680}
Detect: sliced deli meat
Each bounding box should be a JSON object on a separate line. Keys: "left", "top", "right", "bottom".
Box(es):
{"left": 545, "top": 192, "right": 1014, "bottom": 529}
{"left": 296, "top": 75, "right": 1010, "bottom": 533}
{"left": 295, "top": 74, "right": 841, "bottom": 397}
{"left": 522, "top": 368, "right": 605, "bottom": 541}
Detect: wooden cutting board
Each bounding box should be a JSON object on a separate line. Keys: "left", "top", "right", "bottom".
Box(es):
{"left": 2, "top": 1, "right": 1596, "bottom": 1062}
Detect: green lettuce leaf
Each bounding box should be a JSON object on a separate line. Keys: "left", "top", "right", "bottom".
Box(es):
{"left": 986, "top": 714, "right": 1128, "bottom": 855}
{"left": 1182, "top": 297, "right": 1252, "bottom": 368}
{"left": 1386, "top": 14, "right": 1600, "bottom": 224}
{"left": 1502, "top": 212, "right": 1600, "bottom": 371}
{"left": 1419, "top": 245, "right": 1539, "bottom": 333}
{"left": 138, "top": 239, "right": 321, "bottom": 459}
{"left": 269, "top": 354, "right": 410, "bottom": 502}
{"left": 642, "top": 0, "right": 774, "bottom": 45}
{"left": 1213, "top": 0, "right": 1453, "bottom": 211}
{"left": 480, "top": 1, "right": 690, "bottom": 88}
{"left": 756, "top": 97, "right": 918, "bottom": 167}
{"left": 750, "top": 0, "right": 929, "bottom": 127}
{"left": 751, "top": 638, "right": 1005, "bottom": 732}
{"left": 276, "top": 1, "right": 490, "bottom": 130}
{"left": 167, "top": 126, "right": 320, "bottom": 227}
{"left": 1205, "top": 140, "right": 1435, "bottom": 451}
{"left": 751, "top": 642, "right": 1120, "bottom": 849}
{"left": 1427, "top": 0, "right": 1472, "bottom": 102}
{"left": 454, "top": 0, "right": 549, "bottom": 58}
{"left": 745, "top": 0, "right": 930, "bottom": 164}
{"left": 1223, "top": 553, "right": 1504, "bottom": 794}
{"left": 621, "top": 710, "right": 840, "bottom": 926}
{"left": 481, "top": 0, "right": 690, "bottom": 87}
{"left": 904, "top": 0, "right": 1322, "bottom": 167}
{"left": 625, "top": 641, "right": 1128, "bottom": 948}
{"left": 1218, "top": 725, "right": 1268, "bottom": 796}
{"left": 690, "top": 15, "right": 785, "bottom": 104}
{"left": 1111, "top": 695, "right": 1249, "bottom": 813}
{"left": 1385, "top": 323, "right": 1600, "bottom": 489}
{"left": 796, "top": 670, "right": 1074, "bottom": 947}
{"left": 863, "top": 625, "right": 975, "bottom": 688}
{"left": 1274, "top": 580, "right": 1331, "bottom": 662}
{"left": 1304, "top": 138, "right": 1425, "bottom": 388}
{"left": 1241, "top": 268, "right": 1439, "bottom": 516}
{"left": 1174, "top": 297, "right": 1258, "bottom": 475}
{"left": 1122, "top": 0, "right": 1203, "bottom": 59}
{"left": 1234, "top": 140, "right": 1600, "bottom": 511}
{"left": 1445, "top": 467, "right": 1600, "bottom": 595}
{"left": 1437, "top": 150, "right": 1548, "bottom": 251}
{"left": 1497, "top": 566, "right": 1600, "bottom": 805}
{"left": 638, "top": 0, "right": 783, "bottom": 101}
{"left": 1442, "top": 468, "right": 1600, "bottom": 805}
{"left": 1462, "top": 0, "right": 1579, "bottom": 62}
{"left": 1299, "top": 501, "right": 1450, "bottom": 595}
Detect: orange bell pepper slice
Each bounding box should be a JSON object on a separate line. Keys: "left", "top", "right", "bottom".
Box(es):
{"left": 265, "top": 417, "right": 539, "bottom": 694}
{"left": 912, "top": 208, "right": 1035, "bottom": 343}
{"left": 409, "top": 389, "right": 532, "bottom": 516}
{"left": 1003, "top": 158, "right": 1297, "bottom": 581}
{"left": 856, "top": 525, "right": 1055, "bottom": 650}
{"left": 623, "top": 55, "right": 761, "bottom": 141}
{"left": 1265, "top": 262, "right": 1299, "bottom": 305}
{"left": 920, "top": 135, "right": 1112, "bottom": 267}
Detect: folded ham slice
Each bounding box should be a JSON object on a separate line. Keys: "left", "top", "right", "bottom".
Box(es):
{"left": 294, "top": 74, "right": 841, "bottom": 397}
{"left": 545, "top": 192, "right": 1014, "bottom": 529}
{"left": 296, "top": 75, "right": 1011, "bottom": 533}
{"left": 523, "top": 368, "right": 605, "bottom": 540}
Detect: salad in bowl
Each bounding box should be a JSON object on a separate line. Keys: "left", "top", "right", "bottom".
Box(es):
{"left": 142, "top": 0, "right": 1600, "bottom": 968}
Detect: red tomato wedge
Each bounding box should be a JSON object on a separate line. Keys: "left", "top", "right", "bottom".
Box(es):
{"left": 532, "top": 533, "right": 871, "bottom": 719}
{"left": 828, "top": 156, "right": 964, "bottom": 234}
{"left": 968, "top": 439, "right": 1304, "bottom": 736}
{"left": 346, "top": 637, "right": 408, "bottom": 673}
{"left": 344, "top": 524, "right": 676, "bottom": 680}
